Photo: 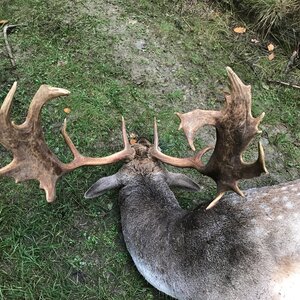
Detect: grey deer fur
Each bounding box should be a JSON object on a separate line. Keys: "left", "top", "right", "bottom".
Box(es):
{"left": 85, "top": 139, "right": 300, "bottom": 300}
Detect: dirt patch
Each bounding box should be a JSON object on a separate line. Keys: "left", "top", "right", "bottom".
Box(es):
{"left": 79, "top": 0, "right": 208, "bottom": 110}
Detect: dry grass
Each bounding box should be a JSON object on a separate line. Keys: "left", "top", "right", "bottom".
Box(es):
{"left": 222, "top": 0, "right": 300, "bottom": 49}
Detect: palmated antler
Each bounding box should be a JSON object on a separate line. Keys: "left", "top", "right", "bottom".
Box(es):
{"left": 0, "top": 83, "right": 134, "bottom": 202}
{"left": 150, "top": 67, "right": 268, "bottom": 209}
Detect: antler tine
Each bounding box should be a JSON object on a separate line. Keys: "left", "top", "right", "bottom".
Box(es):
{"left": 175, "top": 110, "right": 221, "bottom": 152}
{"left": 25, "top": 85, "right": 71, "bottom": 125}
{"left": 0, "top": 81, "right": 17, "bottom": 124}
{"left": 61, "top": 116, "right": 135, "bottom": 172}
{"left": 0, "top": 84, "right": 135, "bottom": 202}
{"left": 205, "top": 192, "right": 226, "bottom": 210}
{"left": 150, "top": 118, "right": 213, "bottom": 171}
{"left": 121, "top": 116, "right": 132, "bottom": 151}
{"left": 0, "top": 159, "right": 17, "bottom": 177}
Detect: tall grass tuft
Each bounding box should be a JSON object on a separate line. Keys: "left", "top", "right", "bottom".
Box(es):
{"left": 239, "top": 0, "right": 300, "bottom": 35}
{"left": 168, "top": 0, "right": 300, "bottom": 50}
{"left": 223, "top": 0, "right": 300, "bottom": 49}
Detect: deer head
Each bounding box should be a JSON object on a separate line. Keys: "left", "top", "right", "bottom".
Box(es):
{"left": 84, "top": 138, "right": 201, "bottom": 200}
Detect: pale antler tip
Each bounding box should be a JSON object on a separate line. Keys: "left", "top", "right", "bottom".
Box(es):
{"left": 187, "top": 138, "right": 196, "bottom": 152}
{"left": 258, "top": 141, "right": 268, "bottom": 174}
{"left": 228, "top": 181, "right": 244, "bottom": 197}
{"left": 48, "top": 86, "right": 71, "bottom": 96}
{"left": 206, "top": 192, "right": 225, "bottom": 210}
{"left": 45, "top": 190, "right": 56, "bottom": 203}
{"left": 39, "top": 181, "right": 56, "bottom": 202}
{"left": 259, "top": 112, "right": 265, "bottom": 120}
{"left": 225, "top": 66, "right": 233, "bottom": 73}
{"left": 1, "top": 81, "right": 18, "bottom": 115}
{"left": 226, "top": 66, "right": 247, "bottom": 91}
{"left": 235, "top": 186, "right": 245, "bottom": 197}
{"left": 61, "top": 118, "right": 67, "bottom": 134}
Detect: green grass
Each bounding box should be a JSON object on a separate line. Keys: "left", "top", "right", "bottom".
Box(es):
{"left": 0, "top": 0, "right": 299, "bottom": 299}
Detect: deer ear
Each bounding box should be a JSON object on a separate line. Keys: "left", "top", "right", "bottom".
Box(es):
{"left": 166, "top": 172, "right": 200, "bottom": 192}
{"left": 84, "top": 174, "right": 122, "bottom": 199}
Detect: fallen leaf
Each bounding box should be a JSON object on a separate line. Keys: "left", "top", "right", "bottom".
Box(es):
{"left": 130, "top": 138, "right": 137, "bottom": 145}
{"left": 267, "top": 43, "right": 275, "bottom": 52}
{"left": 0, "top": 20, "right": 9, "bottom": 26}
{"left": 268, "top": 53, "right": 275, "bottom": 61}
{"left": 233, "top": 26, "right": 246, "bottom": 34}
{"left": 64, "top": 107, "right": 71, "bottom": 114}
{"left": 129, "top": 132, "right": 138, "bottom": 145}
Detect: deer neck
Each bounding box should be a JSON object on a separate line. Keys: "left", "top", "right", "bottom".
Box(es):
{"left": 119, "top": 173, "right": 182, "bottom": 213}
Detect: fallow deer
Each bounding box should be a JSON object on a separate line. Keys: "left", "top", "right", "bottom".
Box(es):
{"left": 1, "top": 68, "right": 299, "bottom": 299}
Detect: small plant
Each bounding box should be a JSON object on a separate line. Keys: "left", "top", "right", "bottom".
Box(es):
{"left": 68, "top": 255, "right": 87, "bottom": 269}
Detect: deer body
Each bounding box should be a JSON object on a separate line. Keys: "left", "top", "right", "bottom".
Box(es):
{"left": 85, "top": 142, "right": 300, "bottom": 300}
{"left": 2, "top": 68, "right": 299, "bottom": 299}
{"left": 121, "top": 171, "right": 300, "bottom": 300}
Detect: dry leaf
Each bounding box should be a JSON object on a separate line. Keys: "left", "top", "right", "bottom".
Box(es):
{"left": 268, "top": 53, "right": 275, "bottom": 61}
{"left": 129, "top": 138, "right": 137, "bottom": 145}
{"left": 267, "top": 43, "right": 275, "bottom": 52}
{"left": 64, "top": 107, "right": 71, "bottom": 114}
{"left": 0, "top": 20, "right": 9, "bottom": 26}
{"left": 233, "top": 26, "right": 246, "bottom": 34}
{"left": 129, "top": 132, "right": 138, "bottom": 145}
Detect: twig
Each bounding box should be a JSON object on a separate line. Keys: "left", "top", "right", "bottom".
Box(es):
{"left": 3, "top": 24, "right": 21, "bottom": 67}
{"left": 268, "top": 79, "right": 300, "bottom": 90}
{"left": 284, "top": 42, "right": 299, "bottom": 74}
{"left": 182, "top": 17, "right": 193, "bottom": 32}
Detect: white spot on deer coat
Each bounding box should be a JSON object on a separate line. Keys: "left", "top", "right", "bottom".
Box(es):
{"left": 284, "top": 202, "right": 294, "bottom": 209}
{"left": 273, "top": 261, "right": 300, "bottom": 300}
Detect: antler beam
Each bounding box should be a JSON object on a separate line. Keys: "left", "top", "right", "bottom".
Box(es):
{"left": 150, "top": 67, "right": 268, "bottom": 209}
{"left": 0, "top": 83, "right": 134, "bottom": 202}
